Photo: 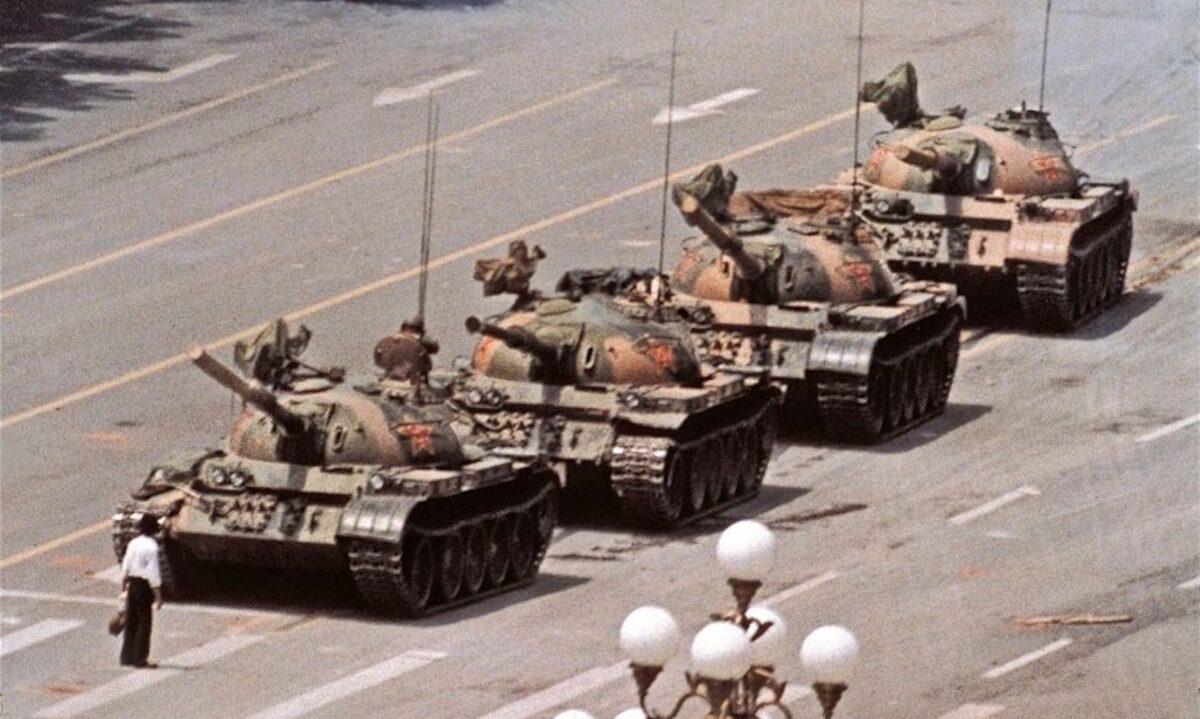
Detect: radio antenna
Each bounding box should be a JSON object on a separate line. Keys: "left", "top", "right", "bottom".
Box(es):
{"left": 656, "top": 30, "right": 680, "bottom": 283}
{"left": 1037, "top": 0, "right": 1052, "bottom": 112}
{"left": 850, "top": 0, "right": 866, "bottom": 217}
{"left": 416, "top": 93, "right": 439, "bottom": 328}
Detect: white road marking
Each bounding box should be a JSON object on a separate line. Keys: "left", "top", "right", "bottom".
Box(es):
{"left": 1, "top": 619, "right": 84, "bottom": 657}
{"left": 982, "top": 638, "right": 1072, "bottom": 679}
{"left": 476, "top": 661, "right": 628, "bottom": 719}
{"left": 937, "top": 704, "right": 1006, "bottom": 719}
{"left": 1, "top": 588, "right": 299, "bottom": 619}
{"left": 373, "top": 69, "right": 480, "bottom": 107}
{"left": 653, "top": 87, "right": 760, "bottom": 125}
{"left": 762, "top": 570, "right": 842, "bottom": 607}
{"left": 618, "top": 239, "right": 659, "bottom": 248}
{"left": 7, "top": 18, "right": 138, "bottom": 63}
{"left": 65, "top": 53, "right": 236, "bottom": 84}
{"left": 948, "top": 486, "right": 1040, "bottom": 526}
{"left": 5, "top": 59, "right": 335, "bottom": 179}
{"left": 93, "top": 564, "right": 123, "bottom": 584}
{"left": 36, "top": 633, "right": 265, "bottom": 718}
{"left": 2, "top": 616, "right": 22, "bottom": 626}
{"left": 1135, "top": 413, "right": 1200, "bottom": 443}
{"left": 1177, "top": 576, "right": 1200, "bottom": 590}
{"left": 244, "top": 650, "right": 446, "bottom": 719}
{"left": 985, "top": 530, "right": 1018, "bottom": 540}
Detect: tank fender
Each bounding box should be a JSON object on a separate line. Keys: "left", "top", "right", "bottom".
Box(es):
{"left": 1007, "top": 220, "right": 1076, "bottom": 265}
{"left": 337, "top": 495, "right": 422, "bottom": 543}
{"left": 807, "top": 330, "right": 883, "bottom": 377}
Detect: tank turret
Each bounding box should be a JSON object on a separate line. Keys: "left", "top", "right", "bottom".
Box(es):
{"left": 465, "top": 299, "right": 702, "bottom": 387}
{"left": 674, "top": 189, "right": 765, "bottom": 280}
{"left": 465, "top": 316, "right": 561, "bottom": 365}
{"left": 191, "top": 348, "right": 308, "bottom": 436}
{"left": 668, "top": 171, "right": 902, "bottom": 305}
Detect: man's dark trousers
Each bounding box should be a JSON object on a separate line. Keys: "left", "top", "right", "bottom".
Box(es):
{"left": 120, "top": 578, "right": 153, "bottom": 666}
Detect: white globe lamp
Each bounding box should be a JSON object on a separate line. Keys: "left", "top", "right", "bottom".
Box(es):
{"left": 744, "top": 605, "right": 789, "bottom": 667}
{"left": 690, "top": 621, "right": 753, "bottom": 681}
{"left": 619, "top": 606, "right": 681, "bottom": 668}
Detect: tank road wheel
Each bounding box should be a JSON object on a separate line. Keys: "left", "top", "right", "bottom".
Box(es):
{"left": 434, "top": 533, "right": 465, "bottom": 603}
{"left": 401, "top": 536, "right": 435, "bottom": 614}
{"left": 1113, "top": 221, "right": 1132, "bottom": 294}
{"left": 937, "top": 325, "right": 961, "bottom": 409}
{"left": 686, "top": 443, "right": 711, "bottom": 515}
{"left": 884, "top": 363, "right": 905, "bottom": 431}
{"left": 900, "top": 356, "right": 919, "bottom": 425}
{"left": 461, "top": 524, "right": 488, "bottom": 596}
{"left": 508, "top": 512, "right": 538, "bottom": 581}
{"left": 719, "top": 434, "right": 741, "bottom": 501}
{"left": 734, "top": 427, "right": 758, "bottom": 495}
{"left": 702, "top": 438, "right": 725, "bottom": 507}
{"left": 914, "top": 348, "right": 935, "bottom": 417}
{"left": 484, "top": 517, "right": 512, "bottom": 588}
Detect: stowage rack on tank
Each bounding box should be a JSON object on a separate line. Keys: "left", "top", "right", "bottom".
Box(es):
{"left": 344, "top": 474, "right": 556, "bottom": 617}
{"left": 808, "top": 303, "right": 961, "bottom": 441}
{"left": 610, "top": 390, "right": 777, "bottom": 528}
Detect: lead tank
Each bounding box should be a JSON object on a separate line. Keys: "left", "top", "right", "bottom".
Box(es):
{"left": 450, "top": 242, "right": 781, "bottom": 529}
{"left": 643, "top": 164, "right": 965, "bottom": 442}
{"left": 112, "top": 320, "right": 557, "bottom": 617}
{"left": 847, "top": 62, "right": 1136, "bottom": 331}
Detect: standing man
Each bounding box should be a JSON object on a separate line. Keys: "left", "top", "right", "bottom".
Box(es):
{"left": 119, "top": 514, "right": 164, "bottom": 668}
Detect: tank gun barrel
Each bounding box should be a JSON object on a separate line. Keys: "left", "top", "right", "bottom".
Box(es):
{"left": 889, "top": 144, "right": 962, "bottom": 178}
{"left": 672, "top": 189, "right": 765, "bottom": 279}
{"left": 190, "top": 348, "right": 307, "bottom": 435}
{"left": 464, "top": 317, "right": 559, "bottom": 365}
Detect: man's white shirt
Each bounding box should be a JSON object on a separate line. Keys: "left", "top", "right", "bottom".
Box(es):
{"left": 121, "top": 535, "right": 162, "bottom": 588}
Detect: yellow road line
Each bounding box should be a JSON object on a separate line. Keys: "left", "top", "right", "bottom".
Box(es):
{"left": 0, "top": 521, "right": 111, "bottom": 570}
{"left": 0, "top": 77, "right": 618, "bottom": 302}
{"left": 1074, "top": 113, "right": 1177, "bottom": 157}
{"left": 3, "top": 60, "right": 337, "bottom": 180}
{"left": 0, "top": 106, "right": 857, "bottom": 433}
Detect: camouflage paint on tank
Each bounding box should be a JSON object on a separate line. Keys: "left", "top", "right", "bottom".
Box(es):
{"left": 853, "top": 62, "right": 1137, "bottom": 331}
{"left": 113, "top": 321, "right": 558, "bottom": 617}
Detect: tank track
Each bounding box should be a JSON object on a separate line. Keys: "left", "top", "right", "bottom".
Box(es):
{"left": 1015, "top": 211, "right": 1133, "bottom": 332}
{"left": 814, "top": 308, "right": 963, "bottom": 442}
{"left": 345, "top": 478, "right": 556, "bottom": 617}
{"left": 611, "top": 391, "right": 779, "bottom": 530}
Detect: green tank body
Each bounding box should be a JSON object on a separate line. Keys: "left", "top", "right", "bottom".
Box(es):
{"left": 576, "top": 166, "right": 965, "bottom": 443}
{"left": 452, "top": 244, "right": 781, "bottom": 529}
{"left": 112, "top": 321, "right": 557, "bottom": 617}
{"left": 850, "top": 62, "right": 1136, "bottom": 331}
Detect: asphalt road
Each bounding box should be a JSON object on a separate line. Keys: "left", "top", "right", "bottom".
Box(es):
{"left": 2, "top": 1, "right": 1197, "bottom": 718}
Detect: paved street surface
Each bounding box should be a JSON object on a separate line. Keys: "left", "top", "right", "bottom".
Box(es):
{"left": 2, "top": 1, "right": 1197, "bottom": 717}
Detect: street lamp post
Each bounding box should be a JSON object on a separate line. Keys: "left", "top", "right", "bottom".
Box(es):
{"left": 555, "top": 520, "right": 860, "bottom": 719}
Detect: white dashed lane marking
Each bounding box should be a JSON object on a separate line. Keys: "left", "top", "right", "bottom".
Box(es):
{"left": 475, "top": 662, "right": 628, "bottom": 719}
{"left": 982, "top": 638, "right": 1072, "bottom": 679}
{"left": 1, "top": 619, "right": 84, "bottom": 657}
{"left": 373, "top": 69, "right": 480, "bottom": 107}
{"left": 36, "top": 633, "right": 265, "bottom": 718}
{"left": 1136, "top": 413, "right": 1200, "bottom": 443}
{"left": 762, "top": 570, "right": 842, "bottom": 607}
{"left": 65, "top": 53, "right": 236, "bottom": 84}
{"left": 1178, "top": 576, "right": 1200, "bottom": 590}
{"left": 948, "top": 486, "right": 1040, "bottom": 526}
{"left": 937, "top": 704, "right": 1006, "bottom": 719}
{"left": 653, "top": 87, "right": 760, "bottom": 124}
{"left": 244, "top": 650, "right": 446, "bottom": 719}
